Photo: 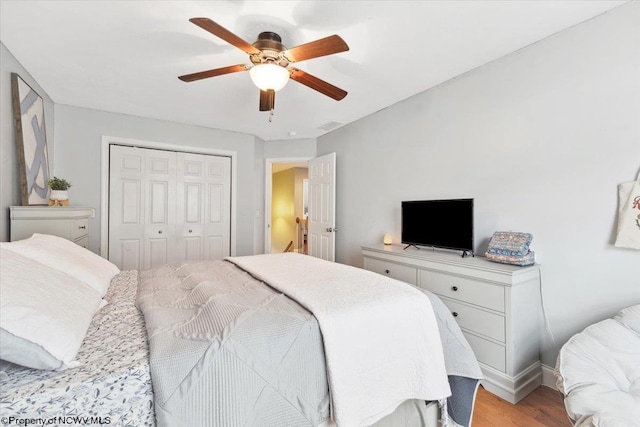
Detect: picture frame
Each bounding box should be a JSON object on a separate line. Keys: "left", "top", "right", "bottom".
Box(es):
{"left": 11, "top": 73, "right": 50, "bottom": 205}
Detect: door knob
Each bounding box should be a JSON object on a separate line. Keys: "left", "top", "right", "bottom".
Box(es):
{"left": 452, "top": 312, "right": 459, "bottom": 318}
{"left": 325, "top": 227, "right": 337, "bottom": 233}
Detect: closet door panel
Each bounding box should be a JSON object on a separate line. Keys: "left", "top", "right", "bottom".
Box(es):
{"left": 150, "top": 181, "right": 168, "bottom": 224}
{"left": 119, "top": 239, "right": 141, "bottom": 271}
{"left": 176, "top": 153, "right": 205, "bottom": 262}
{"left": 109, "top": 145, "right": 230, "bottom": 269}
{"left": 204, "top": 156, "right": 231, "bottom": 260}
{"left": 185, "top": 183, "right": 202, "bottom": 223}
{"left": 184, "top": 237, "right": 202, "bottom": 261}
{"left": 148, "top": 238, "right": 168, "bottom": 267}
{"left": 143, "top": 149, "right": 176, "bottom": 269}
{"left": 208, "top": 184, "right": 223, "bottom": 222}
{"left": 109, "top": 146, "right": 145, "bottom": 270}
{"left": 207, "top": 236, "right": 224, "bottom": 260}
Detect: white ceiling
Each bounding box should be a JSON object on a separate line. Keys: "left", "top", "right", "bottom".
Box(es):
{"left": 0, "top": 1, "right": 627, "bottom": 141}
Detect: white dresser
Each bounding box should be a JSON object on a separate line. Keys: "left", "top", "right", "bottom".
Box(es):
{"left": 10, "top": 206, "right": 95, "bottom": 248}
{"left": 362, "top": 244, "right": 541, "bottom": 403}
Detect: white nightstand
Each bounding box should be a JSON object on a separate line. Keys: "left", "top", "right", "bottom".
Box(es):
{"left": 10, "top": 206, "right": 95, "bottom": 248}
{"left": 362, "top": 244, "right": 542, "bottom": 403}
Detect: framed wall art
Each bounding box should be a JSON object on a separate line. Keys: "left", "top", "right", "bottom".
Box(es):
{"left": 11, "top": 73, "right": 50, "bottom": 205}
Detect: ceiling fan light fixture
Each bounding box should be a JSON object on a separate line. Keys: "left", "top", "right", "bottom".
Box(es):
{"left": 249, "top": 63, "right": 290, "bottom": 91}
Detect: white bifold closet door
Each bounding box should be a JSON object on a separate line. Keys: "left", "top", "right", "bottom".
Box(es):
{"left": 108, "top": 145, "right": 231, "bottom": 270}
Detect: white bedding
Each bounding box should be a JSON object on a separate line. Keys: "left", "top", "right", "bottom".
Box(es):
{"left": 556, "top": 305, "right": 640, "bottom": 427}
{"left": 1, "top": 234, "right": 119, "bottom": 298}
{"left": 0, "top": 248, "right": 103, "bottom": 369}
{"left": 227, "top": 253, "right": 451, "bottom": 427}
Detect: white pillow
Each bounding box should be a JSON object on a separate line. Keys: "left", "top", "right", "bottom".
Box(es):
{"left": 0, "top": 248, "right": 102, "bottom": 370}
{"left": 0, "top": 234, "right": 119, "bottom": 298}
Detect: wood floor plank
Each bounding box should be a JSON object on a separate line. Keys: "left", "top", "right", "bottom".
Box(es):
{"left": 472, "top": 386, "right": 572, "bottom": 427}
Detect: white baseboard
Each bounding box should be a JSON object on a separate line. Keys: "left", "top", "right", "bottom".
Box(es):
{"left": 479, "top": 361, "right": 542, "bottom": 404}
{"left": 541, "top": 364, "right": 557, "bottom": 390}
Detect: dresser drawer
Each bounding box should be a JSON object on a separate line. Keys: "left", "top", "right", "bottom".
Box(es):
{"left": 440, "top": 298, "right": 505, "bottom": 342}
{"left": 72, "top": 218, "right": 89, "bottom": 239}
{"left": 363, "top": 257, "right": 417, "bottom": 285}
{"left": 419, "top": 269, "right": 504, "bottom": 312}
{"left": 463, "top": 331, "right": 506, "bottom": 372}
{"left": 74, "top": 235, "right": 89, "bottom": 249}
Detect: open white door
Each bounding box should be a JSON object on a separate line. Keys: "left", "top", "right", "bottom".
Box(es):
{"left": 307, "top": 152, "right": 336, "bottom": 261}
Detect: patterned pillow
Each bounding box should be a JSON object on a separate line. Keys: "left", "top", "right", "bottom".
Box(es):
{"left": 486, "top": 232, "right": 533, "bottom": 257}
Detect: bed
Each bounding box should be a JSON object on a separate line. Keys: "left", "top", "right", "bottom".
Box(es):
{"left": 0, "top": 235, "right": 482, "bottom": 427}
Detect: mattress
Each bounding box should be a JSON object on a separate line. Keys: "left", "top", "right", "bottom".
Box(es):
{"left": 0, "top": 270, "right": 154, "bottom": 426}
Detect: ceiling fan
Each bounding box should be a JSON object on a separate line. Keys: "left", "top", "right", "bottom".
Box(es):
{"left": 178, "top": 18, "right": 349, "bottom": 119}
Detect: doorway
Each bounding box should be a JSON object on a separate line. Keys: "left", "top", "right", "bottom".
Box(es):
{"left": 265, "top": 158, "right": 310, "bottom": 254}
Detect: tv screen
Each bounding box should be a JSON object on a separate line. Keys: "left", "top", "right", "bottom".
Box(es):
{"left": 401, "top": 199, "right": 474, "bottom": 252}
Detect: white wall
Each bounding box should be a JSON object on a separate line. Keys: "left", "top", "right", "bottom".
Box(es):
{"left": 264, "top": 138, "right": 317, "bottom": 159}
{"left": 54, "top": 104, "right": 261, "bottom": 256}
{"left": 0, "top": 43, "right": 55, "bottom": 241}
{"left": 317, "top": 3, "right": 640, "bottom": 367}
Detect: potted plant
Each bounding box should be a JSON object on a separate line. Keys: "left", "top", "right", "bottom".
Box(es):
{"left": 48, "top": 176, "right": 72, "bottom": 206}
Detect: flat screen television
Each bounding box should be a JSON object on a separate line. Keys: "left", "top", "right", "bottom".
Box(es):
{"left": 401, "top": 198, "right": 474, "bottom": 256}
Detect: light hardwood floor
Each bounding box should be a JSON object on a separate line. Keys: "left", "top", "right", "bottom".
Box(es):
{"left": 472, "top": 386, "right": 572, "bottom": 427}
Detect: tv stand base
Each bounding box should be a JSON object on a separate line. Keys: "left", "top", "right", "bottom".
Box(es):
{"left": 403, "top": 244, "right": 420, "bottom": 250}
{"left": 461, "top": 250, "right": 475, "bottom": 258}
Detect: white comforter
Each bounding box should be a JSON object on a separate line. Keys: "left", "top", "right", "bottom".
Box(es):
{"left": 227, "top": 253, "right": 451, "bottom": 427}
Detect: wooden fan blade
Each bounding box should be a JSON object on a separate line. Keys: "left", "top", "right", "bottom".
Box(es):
{"left": 283, "top": 35, "right": 349, "bottom": 63}
{"left": 178, "top": 64, "right": 247, "bottom": 82}
{"left": 260, "top": 89, "right": 275, "bottom": 111}
{"left": 290, "top": 68, "right": 347, "bottom": 101}
{"left": 190, "top": 18, "right": 260, "bottom": 55}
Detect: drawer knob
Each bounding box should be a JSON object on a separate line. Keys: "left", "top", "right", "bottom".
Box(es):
{"left": 158, "top": 230, "right": 163, "bottom": 234}
{"left": 452, "top": 312, "right": 459, "bottom": 318}
{"left": 385, "top": 269, "right": 390, "bottom": 274}
{"left": 452, "top": 286, "right": 458, "bottom": 291}
{"left": 188, "top": 229, "right": 193, "bottom": 233}
{"left": 79, "top": 225, "right": 86, "bottom": 230}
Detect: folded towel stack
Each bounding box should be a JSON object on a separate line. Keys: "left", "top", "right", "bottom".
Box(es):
{"left": 485, "top": 232, "right": 535, "bottom": 266}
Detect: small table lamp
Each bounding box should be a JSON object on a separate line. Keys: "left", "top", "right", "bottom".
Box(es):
{"left": 383, "top": 233, "right": 392, "bottom": 245}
